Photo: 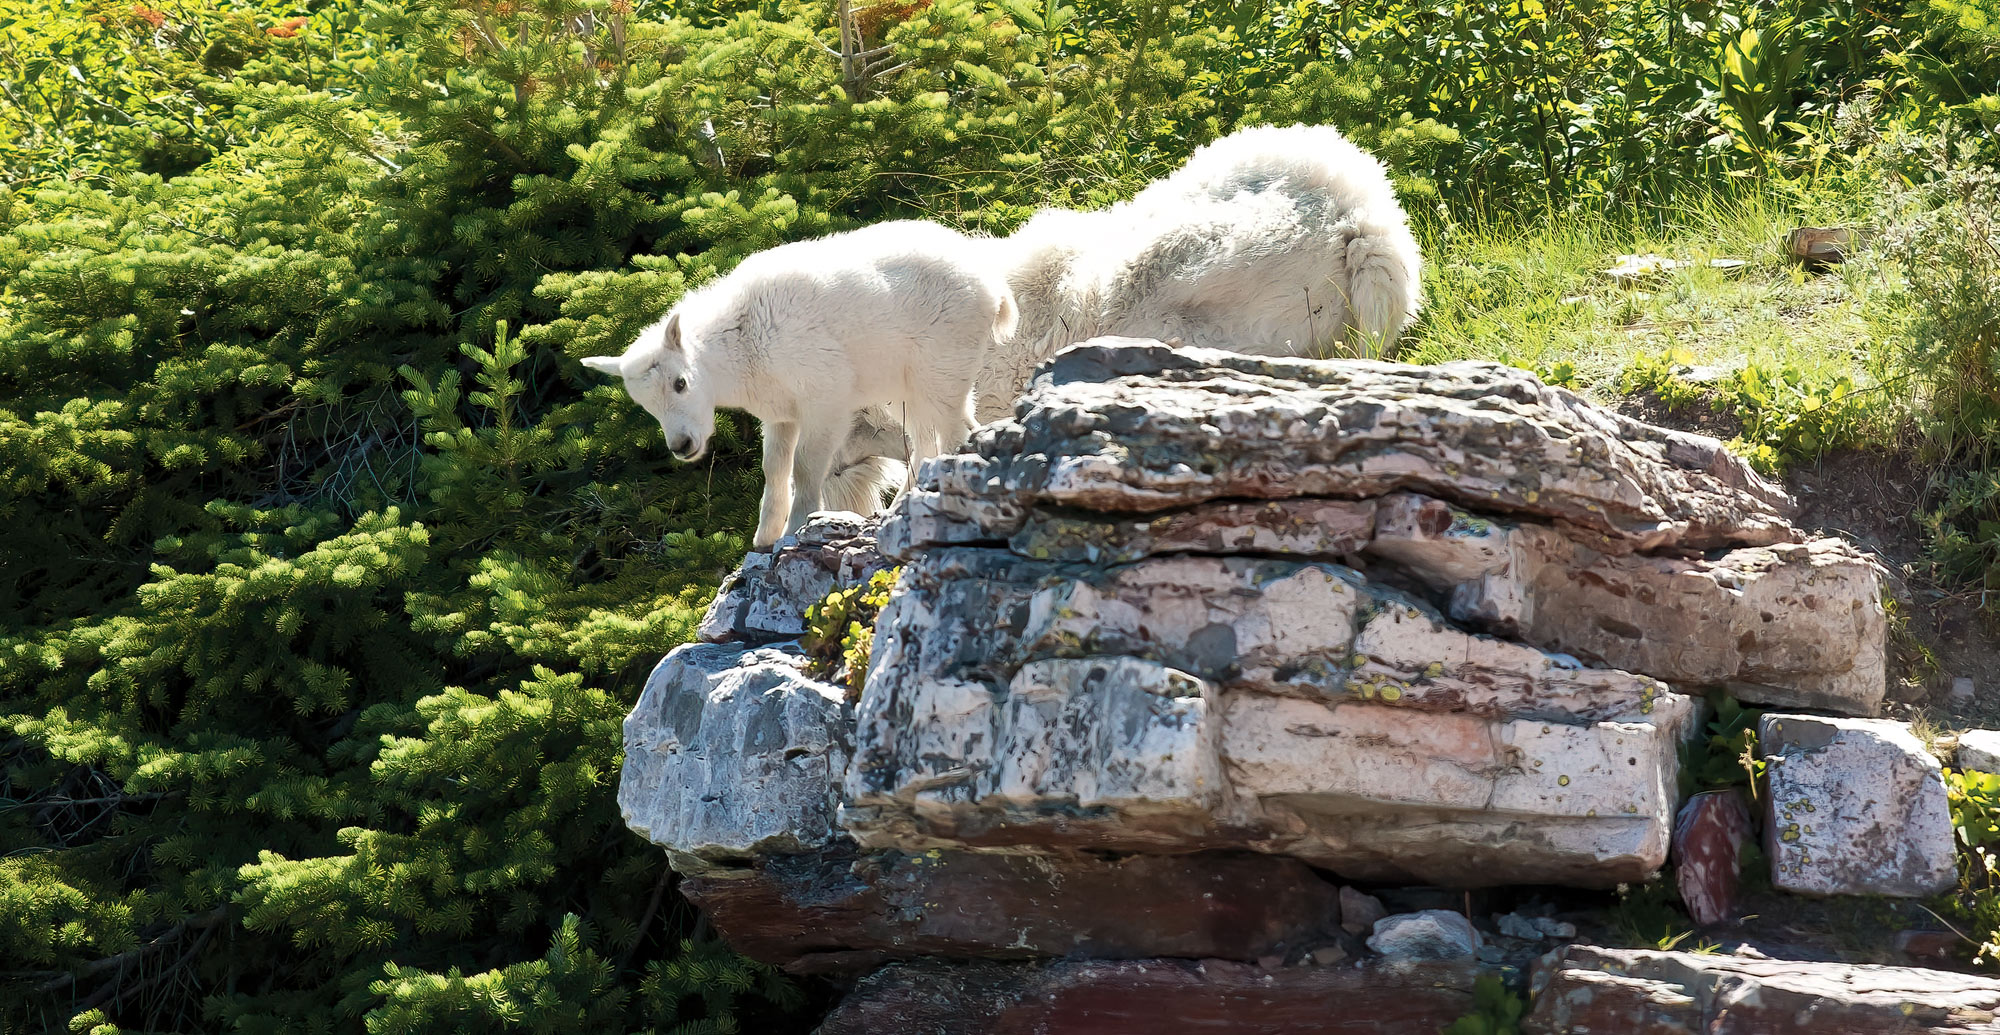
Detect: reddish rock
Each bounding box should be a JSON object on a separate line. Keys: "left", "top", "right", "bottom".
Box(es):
{"left": 1525, "top": 944, "right": 2000, "bottom": 1034}
{"left": 814, "top": 957, "right": 1483, "bottom": 1035}
{"left": 680, "top": 844, "right": 1343, "bottom": 973}
{"left": 1897, "top": 930, "right": 1964, "bottom": 961}
{"left": 1671, "top": 788, "right": 1754, "bottom": 925}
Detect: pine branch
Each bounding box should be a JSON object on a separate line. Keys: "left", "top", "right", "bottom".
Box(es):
{"left": 31, "top": 906, "right": 229, "bottom": 997}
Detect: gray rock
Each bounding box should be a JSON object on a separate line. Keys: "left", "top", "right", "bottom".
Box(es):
{"left": 618, "top": 643, "right": 851, "bottom": 873}
{"left": 1366, "top": 910, "right": 1482, "bottom": 960}
{"left": 1340, "top": 887, "right": 1388, "bottom": 936}
{"left": 696, "top": 513, "right": 889, "bottom": 643}
{"left": 1962, "top": 729, "right": 2000, "bottom": 773}
{"left": 1534, "top": 918, "right": 1578, "bottom": 940}
{"left": 1495, "top": 912, "right": 1545, "bottom": 941}
{"left": 1760, "top": 714, "right": 1956, "bottom": 897}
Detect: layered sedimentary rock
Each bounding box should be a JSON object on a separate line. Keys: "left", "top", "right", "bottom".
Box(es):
{"left": 842, "top": 546, "right": 1696, "bottom": 885}
{"left": 1526, "top": 946, "right": 2000, "bottom": 1034}
{"left": 615, "top": 339, "right": 1906, "bottom": 1024}
{"left": 815, "top": 958, "right": 1484, "bottom": 1035}
{"left": 679, "top": 845, "right": 1344, "bottom": 973}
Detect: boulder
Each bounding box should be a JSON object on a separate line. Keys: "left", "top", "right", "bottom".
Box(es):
{"left": 679, "top": 844, "right": 1344, "bottom": 973}
{"left": 1671, "top": 789, "right": 1754, "bottom": 926}
{"left": 1365, "top": 910, "right": 1482, "bottom": 960}
{"left": 617, "top": 643, "right": 850, "bottom": 873}
{"left": 696, "top": 513, "right": 889, "bottom": 644}
{"left": 814, "top": 957, "right": 1484, "bottom": 1035}
{"left": 1760, "top": 714, "right": 1956, "bottom": 897}
{"left": 1525, "top": 944, "right": 2000, "bottom": 1034}
{"left": 1960, "top": 729, "right": 2000, "bottom": 774}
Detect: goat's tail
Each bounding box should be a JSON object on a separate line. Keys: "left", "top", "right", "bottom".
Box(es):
{"left": 1342, "top": 223, "right": 1423, "bottom": 360}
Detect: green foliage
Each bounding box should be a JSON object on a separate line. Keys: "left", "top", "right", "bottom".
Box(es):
{"left": 1619, "top": 349, "right": 1713, "bottom": 411}
{"left": 1618, "top": 349, "right": 1873, "bottom": 476}
{"left": 1937, "top": 768, "right": 2000, "bottom": 964}
{"left": 1878, "top": 151, "right": 2000, "bottom": 589}
{"left": 1893, "top": 0, "right": 2000, "bottom": 135}
{"left": 1609, "top": 877, "right": 1697, "bottom": 950}
{"left": 1718, "top": 362, "right": 1869, "bottom": 476}
{"left": 1440, "top": 974, "right": 1523, "bottom": 1035}
{"left": 1678, "top": 695, "right": 1766, "bottom": 802}
{"left": 801, "top": 567, "right": 901, "bottom": 698}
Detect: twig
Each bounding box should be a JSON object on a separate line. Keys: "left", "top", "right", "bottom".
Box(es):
{"left": 616, "top": 867, "right": 674, "bottom": 974}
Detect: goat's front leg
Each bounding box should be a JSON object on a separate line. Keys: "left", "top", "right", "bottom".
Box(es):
{"left": 754, "top": 419, "right": 799, "bottom": 548}
{"left": 786, "top": 409, "right": 847, "bottom": 537}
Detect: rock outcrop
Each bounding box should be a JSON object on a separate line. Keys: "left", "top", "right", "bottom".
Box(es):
{"left": 613, "top": 339, "right": 1912, "bottom": 1031}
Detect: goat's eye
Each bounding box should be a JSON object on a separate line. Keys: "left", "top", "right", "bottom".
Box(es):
{"left": 673, "top": 377, "right": 688, "bottom": 394}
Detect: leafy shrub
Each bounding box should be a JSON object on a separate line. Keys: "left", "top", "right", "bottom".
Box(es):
{"left": 1878, "top": 149, "right": 2000, "bottom": 587}
{"left": 1718, "top": 362, "right": 1869, "bottom": 476}
{"left": 801, "top": 567, "right": 901, "bottom": 699}
{"left": 1938, "top": 768, "right": 2000, "bottom": 963}
{"left": 1619, "top": 349, "right": 1713, "bottom": 412}
{"left": 1441, "top": 974, "right": 1524, "bottom": 1035}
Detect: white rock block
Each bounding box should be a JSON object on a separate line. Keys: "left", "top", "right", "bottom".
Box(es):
{"left": 1760, "top": 714, "right": 1956, "bottom": 897}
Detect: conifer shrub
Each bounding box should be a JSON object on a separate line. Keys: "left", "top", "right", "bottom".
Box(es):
{"left": 5, "top": 0, "right": 1998, "bottom": 1031}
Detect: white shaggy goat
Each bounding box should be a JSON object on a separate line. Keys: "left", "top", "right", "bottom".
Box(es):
{"left": 584, "top": 220, "right": 1016, "bottom": 547}
{"left": 818, "top": 122, "right": 1424, "bottom": 512}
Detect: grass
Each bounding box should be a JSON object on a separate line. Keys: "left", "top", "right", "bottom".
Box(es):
{"left": 1401, "top": 189, "right": 1887, "bottom": 407}
{"left": 1389, "top": 181, "right": 1925, "bottom": 483}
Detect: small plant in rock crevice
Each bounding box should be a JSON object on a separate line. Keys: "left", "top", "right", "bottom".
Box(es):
{"left": 801, "top": 567, "right": 902, "bottom": 699}
{"left": 1679, "top": 694, "right": 1766, "bottom": 802}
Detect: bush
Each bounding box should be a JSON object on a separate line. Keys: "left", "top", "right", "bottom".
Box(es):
{"left": 1878, "top": 146, "right": 2000, "bottom": 587}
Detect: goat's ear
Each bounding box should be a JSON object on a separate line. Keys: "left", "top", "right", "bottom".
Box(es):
{"left": 581, "top": 355, "right": 624, "bottom": 375}
{"left": 661, "top": 310, "right": 683, "bottom": 352}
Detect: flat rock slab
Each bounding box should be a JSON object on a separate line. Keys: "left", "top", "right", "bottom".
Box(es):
{"left": 697, "top": 512, "right": 889, "bottom": 643}
{"left": 680, "top": 844, "right": 1343, "bottom": 973}
{"left": 1526, "top": 945, "right": 2000, "bottom": 1034}
{"left": 814, "top": 957, "right": 1484, "bottom": 1035}
{"left": 1760, "top": 714, "right": 1956, "bottom": 898}
{"left": 618, "top": 643, "right": 851, "bottom": 872}
{"left": 919, "top": 339, "right": 1794, "bottom": 553}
